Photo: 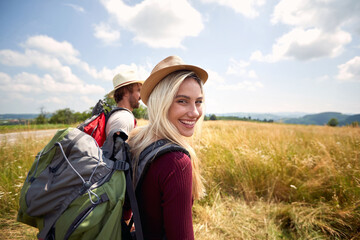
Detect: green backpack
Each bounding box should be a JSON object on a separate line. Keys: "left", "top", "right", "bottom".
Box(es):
{"left": 17, "top": 127, "right": 143, "bottom": 240}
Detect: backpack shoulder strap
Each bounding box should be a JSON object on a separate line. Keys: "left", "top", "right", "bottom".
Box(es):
{"left": 109, "top": 134, "right": 144, "bottom": 240}
{"left": 105, "top": 107, "right": 129, "bottom": 123}
{"left": 135, "top": 139, "right": 190, "bottom": 189}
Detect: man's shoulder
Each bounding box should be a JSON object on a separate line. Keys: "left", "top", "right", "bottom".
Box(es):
{"left": 109, "top": 108, "right": 134, "bottom": 119}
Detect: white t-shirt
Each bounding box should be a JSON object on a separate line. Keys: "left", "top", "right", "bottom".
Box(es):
{"left": 105, "top": 109, "right": 135, "bottom": 137}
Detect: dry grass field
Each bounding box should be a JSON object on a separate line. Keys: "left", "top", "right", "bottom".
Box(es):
{"left": 1, "top": 120, "right": 359, "bottom": 239}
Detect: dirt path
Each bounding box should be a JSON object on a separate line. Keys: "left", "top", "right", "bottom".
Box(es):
{"left": 0, "top": 129, "right": 58, "bottom": 144}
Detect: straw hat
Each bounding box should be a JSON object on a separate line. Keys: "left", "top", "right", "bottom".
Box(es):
{"left": 140, "top": 56, "right": 208, "bottom": 105}
{"left": 108, "top": 70, "right": 144, "bottom": 98}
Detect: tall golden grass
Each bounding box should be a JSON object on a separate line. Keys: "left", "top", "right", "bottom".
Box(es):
{"left": 0, "top": 120, "right": 359, "bottom": 239}
{"left": 194, "top": 121, "right": 360, "bottom": 239}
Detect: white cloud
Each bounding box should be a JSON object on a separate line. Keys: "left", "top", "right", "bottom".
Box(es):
{"left": 205, "top": 69, "right": 226, "bottom": 86}
{"left": 0, "top": 49, "right": 32, "bottom": 66}
{"left": 0, "top": 72, "right": 11, "bottom": 84}
{"left": 271, "top": 0, "right": 360, "bottom": 31}
{"left": 80, "top": 96, "right": 96, "bottom": 106}
{"left": 200, "top": 0, "right": 265, "bottom": 18}
{"left": 1, "top": 72, "right": 105, "bottom": 95}
{"left": 94, "top": 22, "right": 121, "bottom": 44}
{"left": 99, "top": 0, "right": 204, "bottom": 48}
{"left": 226, "top": 58, "right": 257, "bottom": 78}
{"left": 43, "top": 97, "right": 64, "bottom": 104}
{"left": 252, "top": 0, "right": 358, "bottom": 62}
{"left": 205, "top": 68, "right": 263, "bottom": 92}
{"left": 0, "top": 35, "right": 155, "bottom": 113}
{"left": 315, "top": 75, "right": 331, "bottom": 83}
{"left": 248, "top": 70, "right": 257, "bottom": 78}
{"left": 251, "top": 28, "right": 351, "bottom": 62}
{"left": 95, "top": 63, "right": 149, "bottom": 82}
{"left": 0, "top": 70, "right": 106, "bottom": 113}
{"left": 217, "top": 80, "right": 263, "bottom": 91}
{"left": 22, "top": 35, "right": 80, "bottom": 64}
{"left": 0, "top": 48, "right": 83, "bottom": 84}
{"left": 0, "top": 35, "right": 147, "bottom": 82}
{"left": 337, "top": 56, "right": 360, "bottom": 82}
{"left": 0, "top": 35, "right": 114, "bottom": 112}
{"left": 64, "top": 3, "right": 85, "bottom": 13}
{"left": 203, "top": 68, "right": 264, "bottom": 114}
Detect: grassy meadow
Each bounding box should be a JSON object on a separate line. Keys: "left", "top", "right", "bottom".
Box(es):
{"left": 0, "top": 124, "right": 70, "bottom": 134}
{"left": 0, "top": 120, "right": 359, "bottom": 239}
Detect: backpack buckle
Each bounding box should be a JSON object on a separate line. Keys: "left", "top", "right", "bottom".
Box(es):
{"left": 114, "top": 160, "right": 129, "bottom": 171}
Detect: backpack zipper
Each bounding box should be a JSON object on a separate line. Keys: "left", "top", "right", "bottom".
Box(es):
{"left": 64, "top": 193, "right": 109, "bottom": 240}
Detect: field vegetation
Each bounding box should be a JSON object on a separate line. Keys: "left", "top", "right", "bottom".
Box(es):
{"left": 0, "top": 120, "right": 359, "bottom": 239}
{"left": 0, "top": 124, "right": 70, "bottom": 134}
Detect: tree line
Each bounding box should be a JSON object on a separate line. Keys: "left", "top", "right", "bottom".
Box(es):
{"left": 34, "top": 95, "right": 148, "bottom": 125}
{"left": 205, "top": 115, "right": 358, "bottom": 127}
{"left": 205, "top": 114, "right": 274, "bottom": 123}
{"left": 27, "top": 98, "right": 358, "bottom": 127}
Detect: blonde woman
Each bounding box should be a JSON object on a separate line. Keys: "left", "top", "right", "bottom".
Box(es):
{"left": 128, "top": 56, "right": 208, "bottom": 240}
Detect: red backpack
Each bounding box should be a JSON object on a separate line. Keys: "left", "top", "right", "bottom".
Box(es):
{"left": 77, "top": 100, "right": 125, "bottom": 147}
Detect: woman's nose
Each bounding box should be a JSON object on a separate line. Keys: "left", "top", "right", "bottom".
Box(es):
{"left": 187, "top": 104, "right": 200, "bottom": 118}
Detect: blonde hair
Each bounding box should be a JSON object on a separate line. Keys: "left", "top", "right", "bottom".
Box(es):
{"left": 128, "top": 70, "right": 205, "bottom": 200}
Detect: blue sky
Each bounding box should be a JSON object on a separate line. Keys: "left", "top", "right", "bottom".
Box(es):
{"left": 0, "top": 0, "right": 359, "bottom": 115}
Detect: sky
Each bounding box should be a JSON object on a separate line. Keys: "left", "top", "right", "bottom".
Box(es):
{"left": 0, "top": 0, "right": 359, "bottom": 115}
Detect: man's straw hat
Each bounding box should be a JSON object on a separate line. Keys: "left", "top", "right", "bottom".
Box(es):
{"left": 108, "top": 70, "right": 144, "bottom": 98}
{"left": 140, "top": 56, "right": 208, "bottom": 105}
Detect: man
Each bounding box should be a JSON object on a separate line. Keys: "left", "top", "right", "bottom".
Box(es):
{"left": 106, "top": 70, "right": 143, "bottom": 137}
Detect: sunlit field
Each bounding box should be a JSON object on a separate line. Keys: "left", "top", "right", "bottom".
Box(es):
{"left": 0, "top": 124, "right": 70, "bottom": 134}
{"left": 1, "top": 120, "right": 359, "bottom": 239}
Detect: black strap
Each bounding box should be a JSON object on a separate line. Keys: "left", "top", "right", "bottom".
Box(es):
{"left": 105, "top": 107, "right": 127, "bottom": 124}
{"left": 123, "top": 140, "right": 144, "bottom": 240}
{"left": 113, "top": 139, "right": 143, "bottom": 240}
{"left": 135, "top": 140, "right": 190, "bottom": 192}
{"left": 113, "top": 160, "right": 129, "bottom": 171}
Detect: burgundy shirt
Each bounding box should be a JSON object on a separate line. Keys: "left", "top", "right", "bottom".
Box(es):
{"left": 137, "top": 151, "right": 194, "bottom": 240}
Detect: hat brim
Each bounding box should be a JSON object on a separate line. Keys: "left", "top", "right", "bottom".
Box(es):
{"left": 108, "top": 80, "right": 144, "bottom": 98}
{"left": 141, "top": 64, "right": 208, "bottom": 105}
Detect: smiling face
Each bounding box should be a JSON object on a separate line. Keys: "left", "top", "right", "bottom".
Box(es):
{"left": 168, "top": 77, "right": 203, "bottom": 137}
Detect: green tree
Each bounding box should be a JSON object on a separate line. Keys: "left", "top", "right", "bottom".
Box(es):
{"left": 74, "top": 111, "right": 91, "bottom": 123}
{"left": 102, "top": 94, "right": 148, "bottom": 119}
{"left": 35, "top": 107, "right": 48, "bottom": 124}
{"left": 209, "top": 114, "right": 217, "bottom": 120}
{"left": 133, "top": 105, "right": 148, "bottom": 119}
{"left": 327, "top": 118, "right": 339, "bottom": 127}
{"left": 103, "top": 94, "right": 116, "bottom": 112}
{"left": 49, "top": 108, "right": 75, "bottom": 124}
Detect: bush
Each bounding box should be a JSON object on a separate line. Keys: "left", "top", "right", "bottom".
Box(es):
{"left": 327, "top": 118, "right": 339, "bottom": 127}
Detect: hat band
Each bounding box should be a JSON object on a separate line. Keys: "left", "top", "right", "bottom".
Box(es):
{"left": 114, "top": 80, "right": 137, "bottom": 90}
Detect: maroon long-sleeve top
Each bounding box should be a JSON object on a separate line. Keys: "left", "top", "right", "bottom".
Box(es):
{"left": 137, "top": 151, "right": 194, "bottom": 240}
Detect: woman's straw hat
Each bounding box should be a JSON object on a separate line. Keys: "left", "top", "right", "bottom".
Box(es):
{"left": 108, "top": 70, "right": 144, "bottom": 98}
{"left": 140, "top": 56, "right": 208, "bottom": 105}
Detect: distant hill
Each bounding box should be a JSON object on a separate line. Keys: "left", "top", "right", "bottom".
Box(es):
{"left": 282, "top": 112, "right": 359, "bottom": 126}
{"left": 216, "top": 112, "right": 307, "bottom": 121}
{"left": 0, "top": 114, "right": 38, "bottom": 120}
{"left": 341, "top": 114, "right": 360, "bottom": 125}
{"left": 212, "top": 112, "right": 359, "bottom": 126}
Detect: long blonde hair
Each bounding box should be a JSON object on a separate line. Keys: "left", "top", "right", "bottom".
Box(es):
{"left": 128, "top": 70, "right": 205, "bottom": 200}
